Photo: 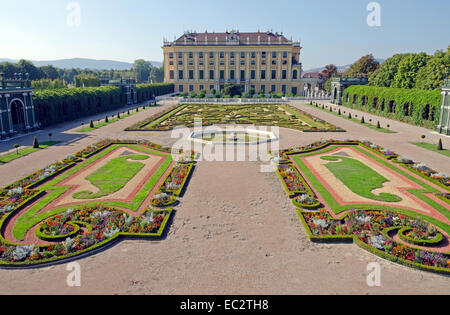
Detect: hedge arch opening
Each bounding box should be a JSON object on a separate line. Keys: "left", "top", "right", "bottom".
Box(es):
{"left": 10, "top": 99, "right": 25, "bottom": 129}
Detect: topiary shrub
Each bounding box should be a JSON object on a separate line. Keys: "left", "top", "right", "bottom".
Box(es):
{"left": 32, "top": 137, "right": 39, "bottom": 149}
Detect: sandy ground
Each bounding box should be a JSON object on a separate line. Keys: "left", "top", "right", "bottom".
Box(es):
{"left": 0, "top": 100, "right": 449, "bottom": 295}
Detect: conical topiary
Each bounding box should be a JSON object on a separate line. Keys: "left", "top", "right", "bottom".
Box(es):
{"left": 437, "top": 139, "right": 443, "bottom": 151}
{"left": 90, "top": 120, "right": 94, "bottom": 128}
{"left": 32, "top": 136, "right": 39, "bottom": 149}
{"left": 361, "top": 116, "right": 365, "bottom": 124}
{"left": 117, "top": 112, "right": 120, "bottom": 119}
{"left": 377, "top": 121, "right": 381, "bottom": 129}
{"left": 105, "top": 116, "right": 109, "bottom": 123}
{"left": 349, "top": 113, "right": 352, "bottom": 119}
{"left": 338, "top": 109, "right": 341, "bottom": 115}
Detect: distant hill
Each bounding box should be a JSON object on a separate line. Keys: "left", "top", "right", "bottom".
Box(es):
{"left": 0, "top": 58, "right": 162, "bottom": 70}
{"left": 305, "top": 59, "right": 385, "bottom": 73}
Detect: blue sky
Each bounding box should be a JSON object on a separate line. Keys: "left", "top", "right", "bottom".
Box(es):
{"left": 0, "top": 0, "right": 449, "bottom": 70}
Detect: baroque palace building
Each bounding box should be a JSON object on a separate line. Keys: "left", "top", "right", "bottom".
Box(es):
{"left": 163, "top": 30, "right": 304, "bottom": 95}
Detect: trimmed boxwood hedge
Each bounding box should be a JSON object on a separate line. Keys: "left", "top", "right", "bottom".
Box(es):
{"left": 341, "top": 85, "right": 442, "bottom": 130}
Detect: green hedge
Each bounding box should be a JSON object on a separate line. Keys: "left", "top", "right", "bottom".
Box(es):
{"left": 342, "top": 85, "right": 442, "bottom": 129}
{"left": 34, "top": 86, "right": 123, "bottom": 128}
{"left": 33, "top": 83, "right": 174, "bottom": 128}
{"left": 136, "top": 83, "right": 174, "bottom": 103}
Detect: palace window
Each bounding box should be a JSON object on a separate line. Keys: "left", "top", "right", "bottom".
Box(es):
{"left": 189, "top": 70, "right": 194, "bottom": 80}
{"left": 230, "top": 70, "right": 235, "bottom": 80}
{"left": 261, "top": 70, "right": 266, "bottom": 80}
{"left": 272, "top": 52, "right": 277, "bottom": 58}
{"left": 210, "top": 70, "right": 214, "bottom": 79}
{"left": 178, "top": 52, "right": 183, "bottom": 59}
{"left": 199, "top": 52, "right": 204, "bottom": 58}
{"left": 251, "top": 52, "right": 256, "bottom": 58}
{"left": 240, "top": 70, "right": 245, "bottom": 80}
{"left": 283, "top": 51, "right": 287, "bottom": 58}
{"left": 220, "top": 70, "right": 225, "bottom": 79}
{"left": 189, "top": 52, "right": 193, "bottom": 58}
{"left": 241, "top": 52, "right": 245, "bottom": 58}
{"left": 230, "top": 52, "right": 235, "bottom": 59}
{"left": 170, "top": 70, "right": 174, "bottom": 79}
{"left": 169, "top": 53, "right": 173, "bottom": 59}
{"left": 220, "top": 52, "right": 225, "bottom": 58}
{"left": 251, "top": 70, "right": 256, "bottom": 80}
{"left": 199, "top": 70, "right": 204, "bottom": 80}
{"left": 209, "top": 52, "right": 214, "bottom": 58}
{"left": 240, "top": 60, "right": 245, "bottom": 66}
{"left": 230, "top": 60, "right": 235, "bottom": 66}
{"left": 178, "top": 70, "right": 184, "bottom": 79}
{"left": 271, "top": 70, "right": 276, "bottom": 79}
{"left": 262, "top": 52, "right": 266, "bottom": 58}
{"left": 282, "top": 70, "right": 287, "bottom": 79}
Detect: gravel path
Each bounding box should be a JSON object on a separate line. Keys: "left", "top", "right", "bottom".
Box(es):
{"left": 0, "top": 99, "right": 449, "bottom": 295}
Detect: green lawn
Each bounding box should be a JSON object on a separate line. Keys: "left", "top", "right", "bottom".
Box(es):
{"left": 73, "top": 154, "right": 149, "bottom": 199}
{"left": 321, "top": 155, "right": 402, "bottom": 202}
{"left": 0, "top": 141, "right": 61, "bottom": 164}
{"left": 412, "top": 142, "right": 450, "bottom": 158}
{"left": 308, "top": 103, "right": 396, "bottom": 133}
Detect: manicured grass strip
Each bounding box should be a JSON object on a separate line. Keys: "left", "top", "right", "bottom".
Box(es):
{"left": 0, "top": 141, "right": 61, "bottom": 164}
{"left": 73, "top": 154, "right": 149, "bottom": 199}
{"left": 320, "top": 155, "right": 402, "bottom": 202}
{"left": 279, "top": 104, "right": 322, "bottom": 128}
{"left": 307, "top": 103, "right": 396, "bottom": 133}
{"left": 142, "top": 104, "right": 188, "bottom": 128}
{"left": 412, "top": 142, "right": 450, "bottom": 158}
{"left": 77, "top": 106, "right": 152, "bottom": 132}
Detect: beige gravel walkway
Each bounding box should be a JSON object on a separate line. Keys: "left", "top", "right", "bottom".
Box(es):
{"left": 0, "top": 99, "right": 449, "bottom": 295}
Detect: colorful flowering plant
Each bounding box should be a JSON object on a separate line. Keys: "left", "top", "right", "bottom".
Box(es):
{"left": 151, "top": 193, "right": 177, "bottom": 207}
{"left": 277, "top": 164, "right": 308, "bottom": 195}
{"left": 0, "top": 206, "right": 169, "bottom": 264}
{"left": 302, "top": 210, "right": 449, "bottom": 270}
{"left": 160, "top": 163, "right": 193, "bottom": 195}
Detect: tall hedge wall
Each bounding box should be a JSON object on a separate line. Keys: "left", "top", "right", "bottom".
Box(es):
{"left": 342, "top": 85, "right": 442, "bottom": 129}
{"left": 33, "top": 83, "right": 174, "bottom": 128}
{"left": 34, "top": 86, "right": 123, "bottom": 128}
{"left": 136, "top": 83, "right": 174, "bottom": 103}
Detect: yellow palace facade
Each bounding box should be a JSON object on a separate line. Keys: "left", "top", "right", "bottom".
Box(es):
{"left": 162, "top": 31, "right": 304, "bottom": 95}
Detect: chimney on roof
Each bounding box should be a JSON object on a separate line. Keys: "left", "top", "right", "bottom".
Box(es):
{"left": 205, "top": 36, "right": 208, "bottom": 45}
{"left": 257, "top": 35, "right": 261, "bottom": 45}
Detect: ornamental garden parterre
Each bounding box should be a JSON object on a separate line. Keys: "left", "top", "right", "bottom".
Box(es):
{"left": 0, "top": 140, "right": 195, "bottom": 266}
{"left": 0, "top": 104, "right": 449, "bottom": 275}
{"left": 273, "top": 140, "right": 450, "bottom": 274}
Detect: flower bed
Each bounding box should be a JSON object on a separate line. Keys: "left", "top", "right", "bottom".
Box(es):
{"left": 276, "top": 163, "right": 309, "bottom": 197}
{"left": 300, "top": 210, "right": 449, "bottom": 274}
{"left": 0, "top": 206, "right": 172, "bottom": 266}
{"left": 274, "top": 140, "right": 450, "bottom": 275}
{"left": 159, "top": 163, "right": 194, "bottom": 196}
{"left": 150, "top": 193, "right": 177, "bottom": 208}
{"left": 293, "top": 194, "right": 321, "bottom": 210}
{"left": 0, "top": 140, "right": 198, "bottom": 267}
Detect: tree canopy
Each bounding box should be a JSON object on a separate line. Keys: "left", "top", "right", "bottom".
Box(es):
{"left": 345, "top": 54, "right": 380, "bottom": 77}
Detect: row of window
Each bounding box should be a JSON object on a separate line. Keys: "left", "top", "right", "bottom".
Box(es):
{"left": 171, "top": 69, "right": 299, "bottom": 80}
{"left": 170, "top": 59, "right": 288, "bottom": 66}
{"left": 169, "top": 51, "right": 289, "bottom": 59}
{"left": 179, "top": 84, "right": 298, "bottom": 94}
